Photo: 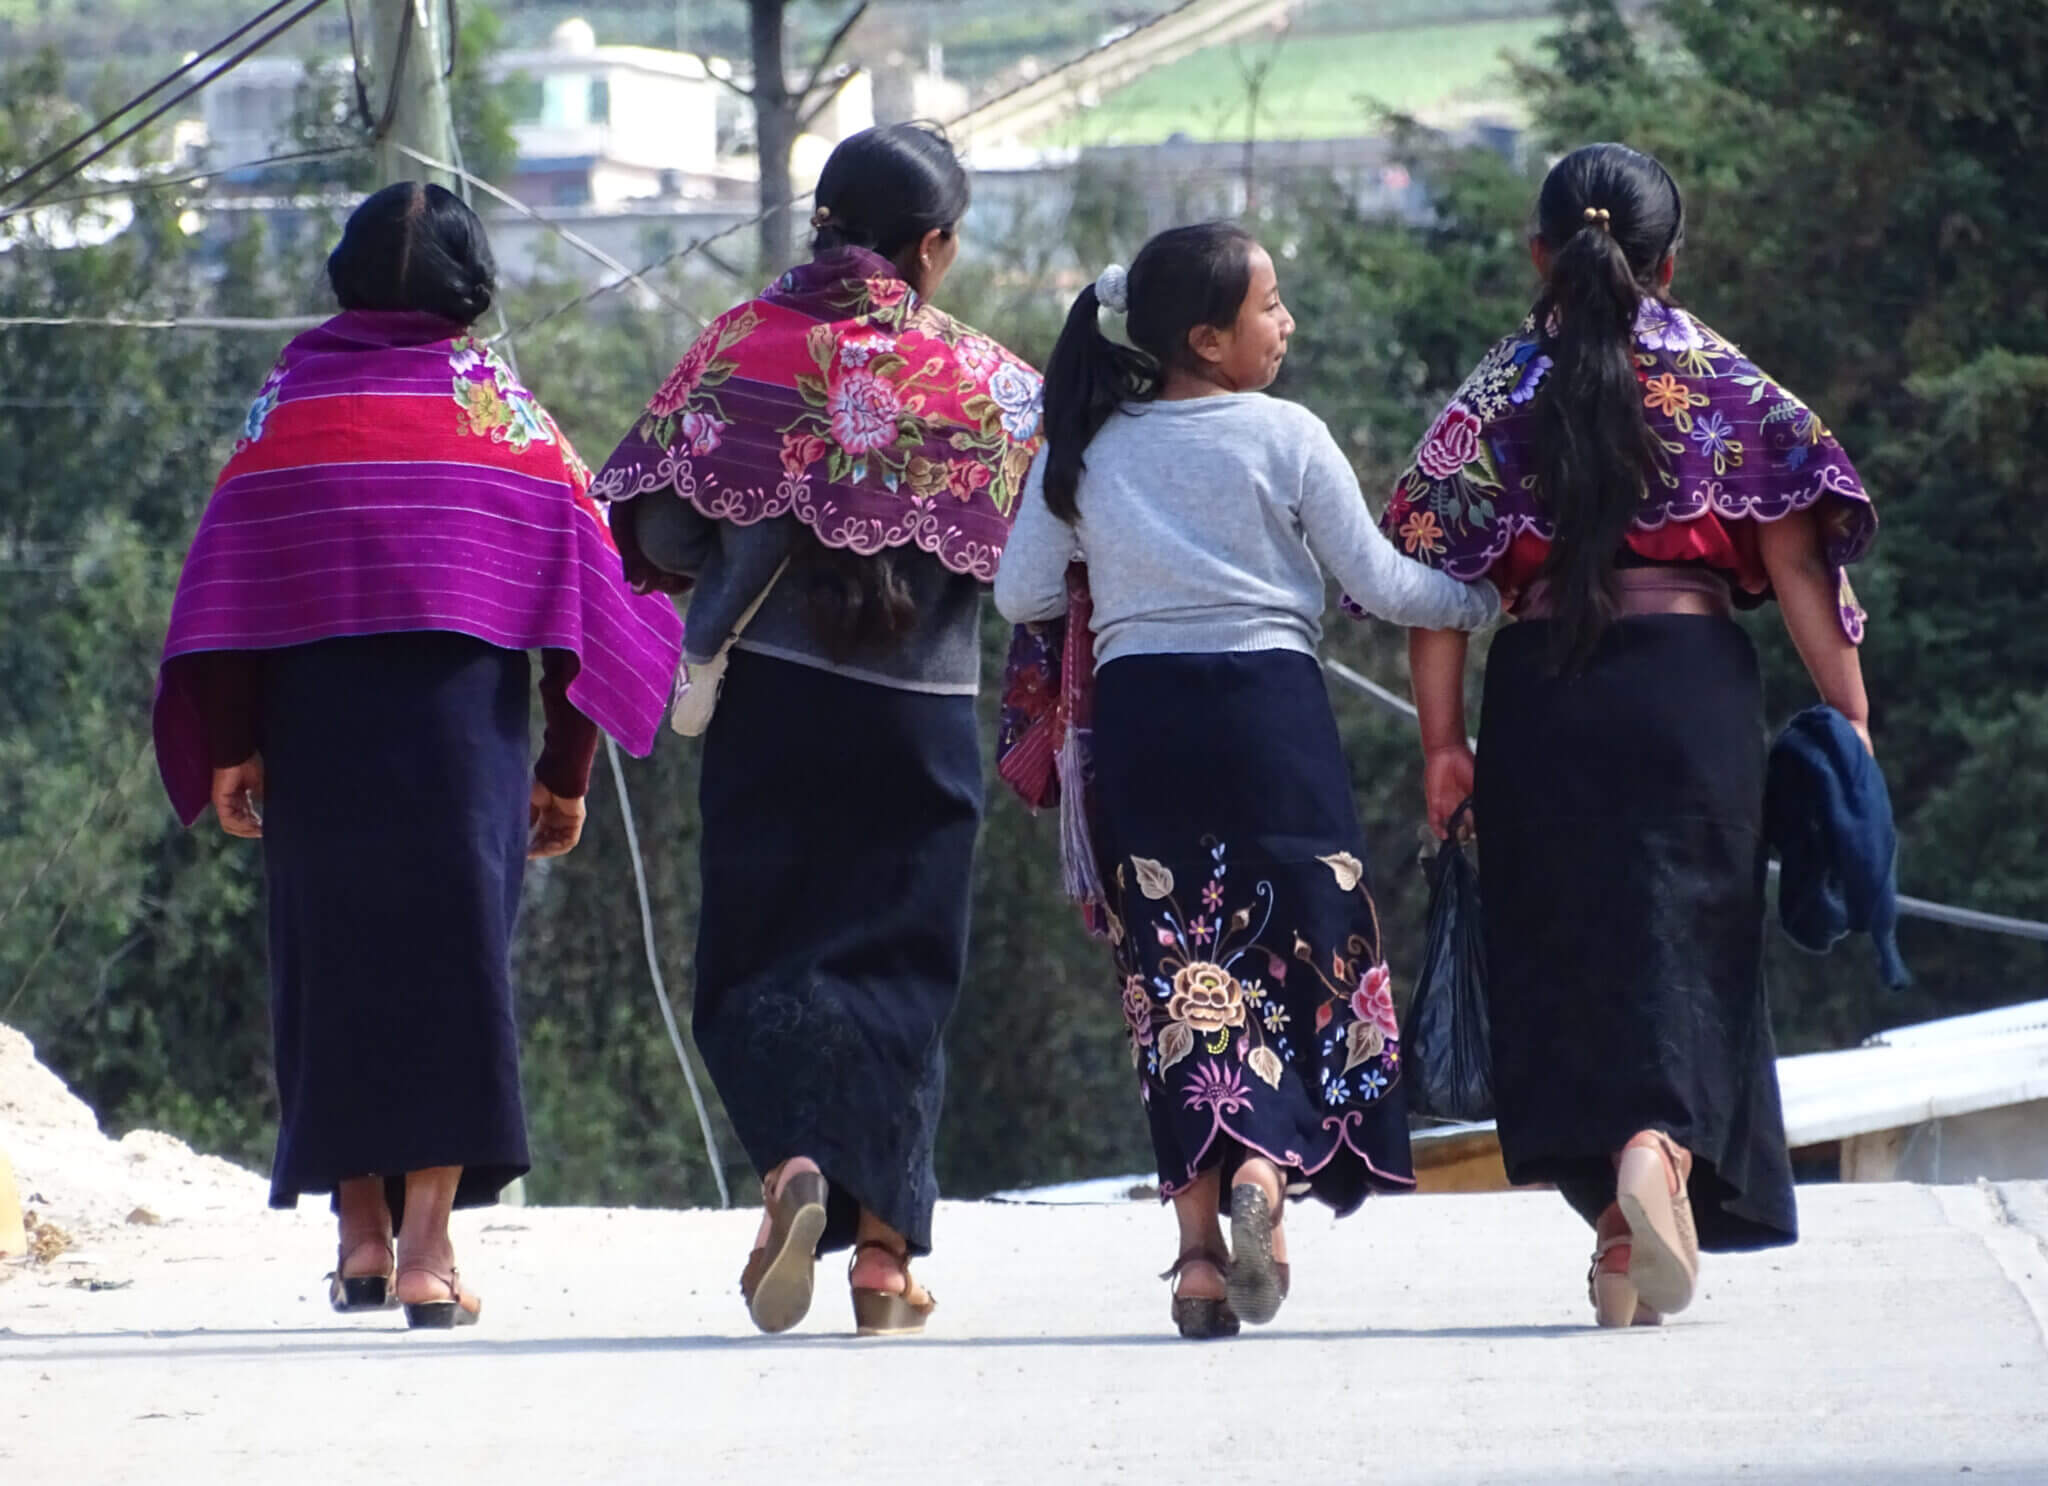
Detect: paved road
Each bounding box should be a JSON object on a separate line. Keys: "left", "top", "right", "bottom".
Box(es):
{"left": 6, "top": 1182, "right": 2047, "bottom": 1483}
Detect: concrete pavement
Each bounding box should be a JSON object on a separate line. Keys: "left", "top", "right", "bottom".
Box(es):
{"left": 6, "top": 1179, "right": 2047, "bottom": 1484}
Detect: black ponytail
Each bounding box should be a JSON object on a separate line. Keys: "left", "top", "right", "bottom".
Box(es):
{"left": 1041, "top": 222, "right": 1255, "bottom": 522}
{"left": 1528, "top": 143, "right": 1686, "bottom": 671}
{"left": 793, "top": 122, "right": 970, "bottom": 657}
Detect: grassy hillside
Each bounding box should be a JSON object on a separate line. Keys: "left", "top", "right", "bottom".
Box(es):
{"left": 1044, "top": 16, "right": 1550, "bottom": 146}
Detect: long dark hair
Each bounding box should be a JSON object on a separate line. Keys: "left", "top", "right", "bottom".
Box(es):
{"left": 327, "top": 181, "right": 497, "bottom": 325}
{"left": 1528, "top": 142, "right": 1686, "bottom": 670}
{"left": 796, "top": 123, "right": 971, "bottom": 658}
{"left": 1040, "top": 222, "right": 1255, "bottom": 521}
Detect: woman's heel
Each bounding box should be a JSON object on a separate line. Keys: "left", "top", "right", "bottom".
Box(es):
{"left": 848, "top": 1240, "right": 936, "bottom": 1337}
{"left": 1615, "top": 1132, "right": 1698, "bottom": 1316}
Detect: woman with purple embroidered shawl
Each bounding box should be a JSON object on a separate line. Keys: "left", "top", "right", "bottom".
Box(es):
{"left": 590, "top": 125, "right": 1041, "bottom": 1337}
{"left": 153, "top": 185, "right": 682, "bottom": 1328}
{"left": 1381, "top": 145, "right": 1878, "bottom": 1329}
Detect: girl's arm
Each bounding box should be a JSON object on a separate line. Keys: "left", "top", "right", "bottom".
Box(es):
{"left": 993, "top": 451, "right": 1076, "bottom": 623}
{"left": 1409, "top": 627, "right": 1475, "bottom": 839}
{"left": 1758, "top": 509, "right": 1873, "bottom": 751}
{"left": 1299, "top": 427, "right": 1500, "bottom": 632}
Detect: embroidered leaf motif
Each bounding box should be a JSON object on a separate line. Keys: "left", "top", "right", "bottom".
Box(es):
{"left": 1132, "top": 857, "right": 1175, "bottom": 900}
{"left": 1345, "top": 1021, "right": 1386, "bottom": 1073}
{"left": 1105, "top": 908, "right": 1124, "bottom": 947}
{"left": 1157, "top": 1022, "right": 1195, "bottom": 1073}
{"left": 1318, "top": 852, "right": 1365, "bottom": 892}
{"left": 1315, "top": 1002, "right": 1334, "bottom": 1033}
{"left": 796, "top": 373, "right": 829, "bottom": 407}
{"left": 1249, "top": 1046, "right": 1284, "bottom": 1089}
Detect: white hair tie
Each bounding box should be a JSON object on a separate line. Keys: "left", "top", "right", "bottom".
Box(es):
{"left": 1094, "top": 263, "right": 1129, "bottom": 314}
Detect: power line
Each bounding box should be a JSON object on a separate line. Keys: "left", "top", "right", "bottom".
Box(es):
{"left": 4, "top": 144, "right": 372, "bottom": 215}
{"left": 392, "top": 143, "right": 696, "bottom": 319}
{"left": 0, "top": 0, "right": 333, "bottom": 203}
{"left": 0, "top": 314, "right": 329, "bottom": 331}
{"left": 2, "top": 0, "right": 337, "bottom": 221}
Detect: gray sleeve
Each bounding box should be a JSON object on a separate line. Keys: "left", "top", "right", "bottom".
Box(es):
{"left": 993, "top": 449, "right": 1077, "bottom": 624}
{"left": 1296, "top": 419, "right": 1500, "bottom": 632}
{"left": 634, "top": 492, "right": 720, "bottom": 579}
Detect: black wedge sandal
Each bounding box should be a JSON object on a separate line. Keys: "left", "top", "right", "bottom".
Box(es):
{"left": 326, "top": 1239, "right": 399, "bottom": 1314}
{"left": 398, "top": 1265, "right": 482, "bottom": 1329}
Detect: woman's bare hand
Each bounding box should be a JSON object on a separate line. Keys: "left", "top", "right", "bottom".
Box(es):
{"left": 211, "top": 756, "right": 265, "bottom": 839}
{"left": 1424, "top": 744, "right": 1476, "bottom": 841}
{"left": 528, "top": 780, "right": 587, "bottom": 859}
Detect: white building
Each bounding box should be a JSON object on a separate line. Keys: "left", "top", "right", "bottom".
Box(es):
{"left": 492, "top": 19, "right": 876, "bottom": 211}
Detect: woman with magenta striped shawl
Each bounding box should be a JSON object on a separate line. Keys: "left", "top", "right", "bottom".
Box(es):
{"left": 154, "top": 184, "right": 682, "bottom": 1328}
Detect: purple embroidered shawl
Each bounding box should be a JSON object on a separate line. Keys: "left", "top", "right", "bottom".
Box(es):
{"left": 590, "top": 247, "right": 1043, "bottom": 582}
{"left": 1377, "top": 301, "right": 1878, "bottom": 640}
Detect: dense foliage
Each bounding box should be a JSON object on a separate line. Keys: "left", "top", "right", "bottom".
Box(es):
{"left": 3, "top": 0, "right": 2040, "bottom": 1207}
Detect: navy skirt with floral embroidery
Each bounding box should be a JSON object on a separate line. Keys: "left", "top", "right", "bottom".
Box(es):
{"left": 1093, "top": 650, "right": 1413, "bottom": 1217}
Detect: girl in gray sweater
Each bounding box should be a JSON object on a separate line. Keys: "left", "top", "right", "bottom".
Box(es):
{"left": 995, "top": 223, "right": 1497, "bottom": 1340}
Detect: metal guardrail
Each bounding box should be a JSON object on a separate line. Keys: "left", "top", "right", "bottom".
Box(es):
{"left": 1321, "top": 657, "right": 2048, "bottom": 943}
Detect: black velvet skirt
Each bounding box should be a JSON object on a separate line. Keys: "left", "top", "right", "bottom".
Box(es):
{"left": 1093, "top": 650, "right": 1414, "bottom": 1218}
{"left": 1474, "top": 615, "right": 1796, "bottom": 1251}
{"left": 693, "top": 649, "right": 982, "bottom": 1256}
{"left": 261, "top": 631, "right": 533, "bottom": 1221}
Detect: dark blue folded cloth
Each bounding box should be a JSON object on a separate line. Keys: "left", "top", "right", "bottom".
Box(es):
{"left": 1764, "top": 705, "right": 1909, "bottom": 987}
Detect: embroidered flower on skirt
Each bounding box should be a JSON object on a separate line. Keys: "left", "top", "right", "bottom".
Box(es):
{"left": 1111, "top": 836, "right": 1411, "bottom": 1205}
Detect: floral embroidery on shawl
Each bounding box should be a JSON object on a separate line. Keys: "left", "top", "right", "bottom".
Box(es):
{"left": 1375, "top": 301, "right": 1878, "bottom": 640}
{"left": 451, "top": 337, "right": 560, "bottom": 455}
{"left": 591, "top": 247, "right": 1042, "bottom": 581}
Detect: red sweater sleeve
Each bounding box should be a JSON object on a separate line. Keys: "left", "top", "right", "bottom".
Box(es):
{"left": 536, "top": 648, "right": 601, "bottom": 799}
{"left": 191, "top": 650, "right": 262, "bottom": 768}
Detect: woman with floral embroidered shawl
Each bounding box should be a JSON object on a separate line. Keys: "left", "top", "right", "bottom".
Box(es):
{"left": 1380, "top": 144, "right": 1878, "bottom": 1328}
{"left": 154, "top": 184, "right": 684, "bottom": 1328}
{"left": 591, "top": 124, "right": 1041, "bottom": 1338}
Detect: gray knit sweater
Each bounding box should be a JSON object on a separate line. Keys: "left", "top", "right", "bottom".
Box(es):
{"left": 992, "top": 393, "right": 1499, "bottom": 662}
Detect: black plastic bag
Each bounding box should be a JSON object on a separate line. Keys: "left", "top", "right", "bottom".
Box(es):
{"left": 1402, "top": 802, "right": 1494, "bottom": 1122}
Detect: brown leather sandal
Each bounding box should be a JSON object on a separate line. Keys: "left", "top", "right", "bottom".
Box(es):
{"left": 849, "top": 1239, "right": 936, "bottom": 1337}
{"left": 398, "top": 1265, "right": 481, "bottom": 1329}
{"left": 1162, "top": 1246, "right": 1239, "bottom": 1340}
{"left": 1616, "top": 1129, "right": 1699, "bottom": 1316}
{"left": 327, "top": 1237, "right": 399, "bottom": 1313}
{"left": 1226, "top": 1178, "right": 1289, "bottom": 1325}
{"left": 740, "top": 1166, "right": 829, "bottom": 1335}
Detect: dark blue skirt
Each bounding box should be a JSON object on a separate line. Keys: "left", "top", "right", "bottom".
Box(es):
{"left": 1476, "top": 615, "right": 1795, "bottom": 1251}
{"left": 1093, "top": 650, "right": 1414, "bottom": 1217}
{"left": 261, "top": 632, "right": 532, "bottom": 1219}
{"left": 694, "top": 650, "right": 982, "bottom": 1255}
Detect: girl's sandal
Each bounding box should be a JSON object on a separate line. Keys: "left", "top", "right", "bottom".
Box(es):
{"left": 398, "top": 1265, "right": 481, "bottom": 1329}
{"left": 326, "top": 1237, "right": 400, "bottom": 1313}
{"left": 1226, "top": 1179, "right": 1289, "bottom": 1326}
{"left": 1615, "top": 1129, "right": 1699, "bottom": 1316}
{"left": 1588, "top": 1234, "right": 1661, "bottom": 1329}
{"left": 849, "top": 1239, "right": 936, "bottom": 1337}
{"left": 740, "top": 1167, "right": 829, "bottom": 1334}
{"left": 1162, "top": 1246, "right": 1239, "bottom": 1340}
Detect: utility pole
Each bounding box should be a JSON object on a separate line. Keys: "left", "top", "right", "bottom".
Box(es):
{"left": 369, "top": 0, "right": 457, "bottom": 188}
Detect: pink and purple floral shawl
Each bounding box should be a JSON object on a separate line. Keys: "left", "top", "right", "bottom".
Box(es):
{"left": 591, "top": 247, "right": 1044, "bottom": 583}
